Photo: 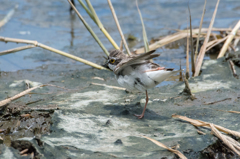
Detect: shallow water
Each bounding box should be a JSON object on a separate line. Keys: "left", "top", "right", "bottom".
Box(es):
{"left": 0, "top": 0, "right": 240, "bottom": 81}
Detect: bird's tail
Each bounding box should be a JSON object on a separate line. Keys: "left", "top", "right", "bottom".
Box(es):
{"left": 146, "top": 69, "right": 182, "bottom": 83}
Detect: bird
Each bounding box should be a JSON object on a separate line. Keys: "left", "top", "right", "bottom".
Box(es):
{"left": 103, "top": 49, "right": 181, "bottom": 119}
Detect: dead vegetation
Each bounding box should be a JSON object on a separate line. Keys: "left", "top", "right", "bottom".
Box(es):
{"left": 0, "top": 0, "right": 240, "bottom": 158}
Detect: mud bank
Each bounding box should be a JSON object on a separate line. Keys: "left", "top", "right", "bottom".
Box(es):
{"left": 0, "top": 57, "right": 239, "bottom": 158}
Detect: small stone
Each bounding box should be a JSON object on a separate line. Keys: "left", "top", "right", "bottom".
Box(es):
{"left": 125, "top": 99, "right": 130, "bottom": 102}
{"left": 153, "top": 99, "right": 160, "bottom": 102}
{"left": 114, "top": 139, "right": 123, "bottom": 145}
{"left": 105, "top": 119, "right": 111, "bottom": 126}
{"left": 140, "top": 99, "right": 146, "bottom": 104}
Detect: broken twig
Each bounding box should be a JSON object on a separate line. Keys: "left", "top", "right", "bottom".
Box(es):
{"left": 182, "top": 73, "right": 195, "bottom": 100}
{"left": 229, "top": 60, "right": 238, "bottom": 78}
{"left": 204, "top": 98, "right": 232, "bottom": 105}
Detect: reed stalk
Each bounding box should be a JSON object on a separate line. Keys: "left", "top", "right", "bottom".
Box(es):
{"left": 194, "top": 0, "right": 220, "bottom": 76}
{"left": 0, "top": 5, "right": 18, "bottom": 28}
{"left": 0, "top": 36, "right": 109, "bottom": 70}
{"left": 0, "top": 45, "right": 35, "bottom": 56}
{"left": 67, "top": 0, "right": 110, "bottom": 56}
{"left": 107, "top": 0, "right": 131, "bottom": 55}
{"left": 217, "top": 20, "right": 240, "bottom": 58}
{"left": 85, "top": 0, "right": 119, "bottom": 49}
{"left": 136, "top": 0, "right": 149, "bottom": 52}
{"left": 194, "top": 0, "right": 207, "bottom": 63}
{"left": 188, "top": 5, "right": 195, "bottom": 74}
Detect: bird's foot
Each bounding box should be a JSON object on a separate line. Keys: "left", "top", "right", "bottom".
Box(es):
{"left": 134, "top": 114, "right": 144, "bottom": 119}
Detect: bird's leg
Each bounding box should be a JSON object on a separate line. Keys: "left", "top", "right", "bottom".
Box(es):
{"left": 134, "top": 90, "right": 148, "bottom": 119}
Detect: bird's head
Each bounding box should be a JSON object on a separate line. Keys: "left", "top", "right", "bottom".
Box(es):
{"left": 103, "top": 50, "right": 127, "bottom": 71}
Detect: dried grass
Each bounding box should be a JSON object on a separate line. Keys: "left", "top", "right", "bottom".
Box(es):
{"left": 194, "top": 0, "right": 207, "bottom": 64}
{"left": 107, "top": 0, "right": 131, "bottom": 55}
{"left": 142, "top": 136, "right": 187, "bottom": 159}
{"left": 172, "top": 114, "right": 240, "bottom": 155}
{"left": 186, "top": 36, "right": 190, "bottom": 79}
{"left": 91, "top": 83, "right": 126, "bottom": 90}
{"left": 134, "top": 27, "right": 237, "bottom": 54}
{"left": 194, "top": 0, "right": 220, "bottom": 76}
{"left": 218, "top": 20, "right": 240, "bottom": 58}
{"left": 0, "top": 45, "right": 36, "bottom": 56}
{"left": 0, "top": 5, "right": 18, "bottom": 28}
{"left": 0, "top": 84, "right": 70, "bottom": 107}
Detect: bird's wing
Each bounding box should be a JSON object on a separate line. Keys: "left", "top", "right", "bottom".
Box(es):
{"left": 114, "top": 50, "right": 160, "bottom": 74}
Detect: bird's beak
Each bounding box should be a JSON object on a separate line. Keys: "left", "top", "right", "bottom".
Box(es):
{"left": 102, "top": 61, "right": 109, "bottom": 69}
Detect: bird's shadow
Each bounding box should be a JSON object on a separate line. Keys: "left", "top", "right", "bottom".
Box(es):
{"left": 104, "top": 102, "right": 169, "bottom": 121}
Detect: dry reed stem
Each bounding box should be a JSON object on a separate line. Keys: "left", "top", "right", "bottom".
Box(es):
{"left": 107, "top": 0, "right": 131, "bottom": 55}
{"left": 195, "top": 0, "right": 207, "bottom": 64}
{"left": 0, "top": 5, "right": 18, "bottom": 28}
{"left": 173, "top": 114, "right": 240, "bottom": 155}
{"left": 227, "top": 110, "right": 240, "bottom": 114}
{"left": 135, "top": 27, "right": 240, "bottom": 54}
{"left": 30, "top": 152, "right": 34, "bottom": 159}
{"left": 229, "top": 60, "right": 238, "bottom": 78}
{"left": 188, "top": 5, "right": 195, "bottom": 74}
{"left": 172, "top": 114, "right": 240, "bottom": 138}
{"left": 85, "top": 0, "right": 101, "bottom": 26}
{"left": 0, "top": 45, "right": 35, "bottom": 56}
{"left": 85, "top": 0, "right": 119, "bottom": 50}
{"left": 214, "top": 109, "right": 240, "bottom": 114}
{"left": 206, "top": 36, "right": 228, "bottom": 52}
{"left": 182, "top": 73, "right": 195, "bottom": 100}
{"left": 210, "top": 124, "right": 240, "bottom": 155}
{"left": 233, "top": 38, "right": 240, "bottom": 48}
{"left": 77, "top": 0, "right": 96, "bottom": 23}
{"left": 0, "top": 36, "right": 109, "bottom": 70}
{"left": 197, "top": 130, "right": 206, "bottom": 135}
{"left": 204, "top": 98, "right": 231, "bottom": 105}
{"left": 136, "top": 0, "right": 149, "bottom": 52}
{"left": 0, "top": 85, "right": 45, "bottom": 107}
{"left": 218, "top": 20, "right": 240, "bottom": 58}
{"left": 135, "top": 28, "right": 208, "bottom": 54}
{"left": 20, "top": 149, "right": 29, "bottom": 155}
{"left": 67, "top": 0, "right": 110, "bottom": 56}
{"left": 91, "top": 82, "right": 126, "bottom": 90}
{"left": 120, "top": 40, "right": 123, "bottom": 51}
{"left": 194, "top": 0, "right": 220, "bottom": 77}
{"left": 142, "top": 136, "right": 187, "bottom": 159}
{"left": 0, "top": 84, "right": 71, "bottom": 107}
{"left": 186, "top": 36, "right": 190, "bottom": 79}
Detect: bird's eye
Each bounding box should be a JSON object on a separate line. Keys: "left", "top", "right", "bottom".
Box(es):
{"left": 110, "top": 59, "right": 115, "bottom": 63}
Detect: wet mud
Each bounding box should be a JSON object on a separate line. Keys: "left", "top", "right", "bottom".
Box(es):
{"left": 0, "top": 57, "right": 239, "bottom": 158}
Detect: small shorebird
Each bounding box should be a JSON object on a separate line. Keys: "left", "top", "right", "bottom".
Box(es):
{"left": 103, "top": 49, "right": 180, "bottom": 119}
